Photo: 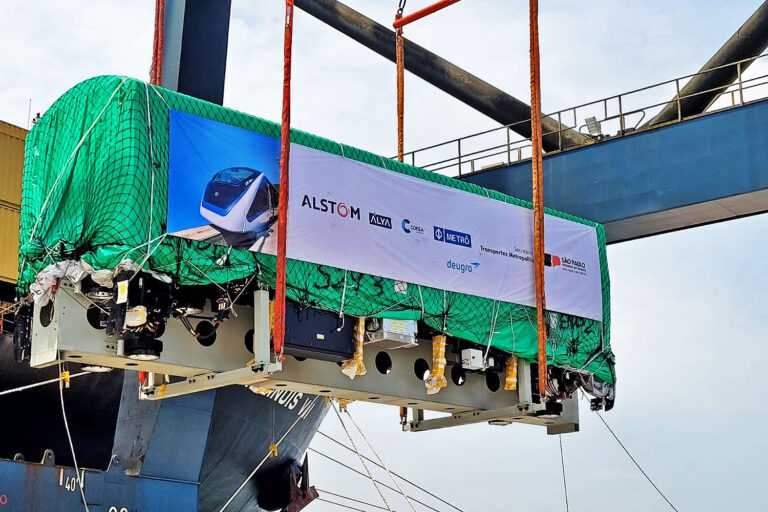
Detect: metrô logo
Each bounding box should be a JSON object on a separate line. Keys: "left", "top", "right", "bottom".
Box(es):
{"left": 369, "top": 212, "right": 392, "bottom": 229}
{"left": 434, "top": 226, "right": 472, "bottom": 248}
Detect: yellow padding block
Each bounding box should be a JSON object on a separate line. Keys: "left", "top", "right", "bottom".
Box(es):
{"left": 425, "top": 335, "right": 447, "bottom": 395}
{"left": 341, "top": 318, "right": 367, "bottom": 379}
{"left": 504, "top": 354, "right": 518, "bottom": 391}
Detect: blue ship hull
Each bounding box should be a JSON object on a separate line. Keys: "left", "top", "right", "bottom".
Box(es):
{"left": 0, "top": 336, "right": 328, "bottom": 511}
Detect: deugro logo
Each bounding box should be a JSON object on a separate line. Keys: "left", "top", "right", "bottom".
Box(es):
{"left": 447, "top": 260, "right": 480, "bottom": 274}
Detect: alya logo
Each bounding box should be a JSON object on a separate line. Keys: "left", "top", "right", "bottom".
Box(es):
{"left": 301, "top": 195, "right": 360, "bottom": 219}
{"left": 447, "top": 259, "right": 480, "bottom": 274}
{"left": 402, "top": 219, "right": 425, "bottom": 234}
{"left": 369, "top": 212, "right": 392, "bottom": 229}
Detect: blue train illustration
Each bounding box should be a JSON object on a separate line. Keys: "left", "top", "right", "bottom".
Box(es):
{"left": 200, "top": 167, "right": 278, "bottom": 233}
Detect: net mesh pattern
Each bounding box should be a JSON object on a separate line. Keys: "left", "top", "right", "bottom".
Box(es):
{"left": 19, "top": 76, "right": 614, "bottom": 384}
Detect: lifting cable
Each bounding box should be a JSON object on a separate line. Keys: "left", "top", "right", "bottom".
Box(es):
{"left": 218, "top": 395, "right": 319, "bottom": 512}
{"left": 317, "top": 431, "right": 464, "bottom": 512}
{"left": 307, "top": 448, "right": 443, "bottom": 512}
{"left": 332, "top": 403, "right": 393, "bottom": 511}
{"left": 529, "top": 0, "right": 549, "bottom": 398}
{"left": 582, "top": 392, "right": 679, "bottom": 512}
{"left": 343, "top": 408, "right": 418, "bottom": 512}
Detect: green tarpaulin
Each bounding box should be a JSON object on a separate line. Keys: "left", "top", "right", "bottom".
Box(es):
{"left": 19, "top": 76, "right": 614, "bottom": 384}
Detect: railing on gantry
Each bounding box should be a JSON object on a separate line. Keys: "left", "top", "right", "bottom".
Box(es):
{"left": 400, "top": 52, "right": 768, "bottom": 177}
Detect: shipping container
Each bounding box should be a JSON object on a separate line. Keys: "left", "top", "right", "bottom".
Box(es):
{"left": 0, "top": 120, "right": 26, "bottom": 283}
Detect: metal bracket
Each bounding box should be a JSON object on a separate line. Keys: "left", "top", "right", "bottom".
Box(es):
{"left": 404, "top": 397, "right": 579, "bottom": 435}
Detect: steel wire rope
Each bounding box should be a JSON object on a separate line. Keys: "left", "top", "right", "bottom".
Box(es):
{"left": 58, "top": 360, "right": 90, "bottom": 512}
{"left": 316, "top": 431, "right": 463, "bottom": 512}
{"left": 218, "top": 396, "right": 320, "bottom": 512}
{"left": 317, "top": 497, "right": 373, "bottom": 512}
{"left": 307, "top": 448, "right": 442, "bottom": 512}
{"left": 559, "top": 435, "right": 569, "bottom": 512}
{"left": 332, "top": 403, "right": 393, "bottom": 511}
{"left": 0, "top": 371, "right": 90, "bottom": 397}
{"left": 582, "top": 392, "right": 679, "bottom": 512}
{"left": 317, "top": 489, "right": 395, "bottom": 511}
{"left": 343, "top": 408, "right": 417, "bottom": 512}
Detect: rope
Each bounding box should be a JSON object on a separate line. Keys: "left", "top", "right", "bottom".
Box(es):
{"left": 27, "top": 78, "right": 129, "bottom": 244}
{"left": 307, "top": 448, "right": 442, "bottom": 512}
{"left": 332, "top": 403, "right": 393, "bottom": 511}
{"left": 587, "top": 393, "right": 678, "bottom": 511}
{"left": 0, "top": 371, "right": 90, "bottom": 397}
{"left": 343, "top": 409, "right": 418, "bottom": 511}
{"left": 316, "top": 497, "right": 371, "bottom": 512}
{"left": 218, "top": 396, "right": 319, "bottom": 512}
{"left": 316, "top": 431, "right": 464, "bottom": 512}
{"left": 317, "top": 489, "right": 395, "bottom": 511}
{"left": 559, "top": 435, "right": 569, "bottom": 512}
{"left": 58, "top": 362, "right": 89, "bottom": 512}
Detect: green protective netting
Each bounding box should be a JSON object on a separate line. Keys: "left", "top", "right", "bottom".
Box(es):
{"left": 19, "top": 76, "right": 614, "bottom": 384}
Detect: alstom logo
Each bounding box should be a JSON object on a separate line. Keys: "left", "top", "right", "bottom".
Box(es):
{"left": 369, "top": 212, "right": 392, "bottom": 229}
{"left": 302, "top": 195, "right": 360, "bottom": 219}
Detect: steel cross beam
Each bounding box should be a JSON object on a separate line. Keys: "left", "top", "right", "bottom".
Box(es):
{"left": 293, "top": 0, "right": 586, "bottom": 152}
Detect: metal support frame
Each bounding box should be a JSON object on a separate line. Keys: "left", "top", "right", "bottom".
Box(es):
{"left": 29, "top": 281, "right": 579, "bottom": 435}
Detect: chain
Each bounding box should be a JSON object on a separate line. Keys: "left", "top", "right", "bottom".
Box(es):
{"left": 397, "top": 0, "right": 407, "bottom": 17}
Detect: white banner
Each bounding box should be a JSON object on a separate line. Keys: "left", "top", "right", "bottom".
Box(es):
{"left": 168, "top": 109, "right": 602, "bottom": 321}
{"left": 285, "top": 145, "right": 603, "bottom": 321}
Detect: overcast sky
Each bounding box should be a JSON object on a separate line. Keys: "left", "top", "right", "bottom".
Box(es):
{"left": 2, "top": 1, "right": 768, "bottom": 511}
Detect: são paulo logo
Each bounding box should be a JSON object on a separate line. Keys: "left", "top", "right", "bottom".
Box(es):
{"left": 545, "top": 252, "right": 587, "bottom": 275}
{"left": 447, "top": 259, "right": 480, "bottom": 274}
{"left": 301, "top": 195, "right": 360, "bottom": 220}
{"left": 401, "top": 219, "right": 425, "bottom": 234}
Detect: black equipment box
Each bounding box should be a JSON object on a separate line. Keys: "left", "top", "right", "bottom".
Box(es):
{"left": 284, "top": 301, "right": 355, "bottom": 361}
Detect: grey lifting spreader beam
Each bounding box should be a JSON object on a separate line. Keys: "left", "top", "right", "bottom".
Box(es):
{"left": 294, "top": 0, "right": 587, "bottom": 152}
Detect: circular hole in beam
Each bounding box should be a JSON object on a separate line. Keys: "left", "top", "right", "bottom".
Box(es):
{"left": 413, "top": 358, "right": 430, "bottom": 381}
{"left": 450, "top": 365, "right": 466, "bottom": 386}
{"left": 244, "top": 329, "right": 254, "bottom": 354}
{"left": 375, "top": 351, "right": 393, "bottom": 375}
{"left": 195, "top": 320, "right": 217, "bottom": 347}
{"left": 486, "top": 372, "right": 501, "bottom": 392}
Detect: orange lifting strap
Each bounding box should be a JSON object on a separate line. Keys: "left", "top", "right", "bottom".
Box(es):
{"left": 529, "top": 0, "right": 548, "bottom": 397}
{"left": 274, "top": 0, "right": 295, "bottom": 361}
{"left": 394, "top": 0, "right": 461, "bottom": 162}
{"left": 151, "top": 0, "right": 166, "bottom": 86}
